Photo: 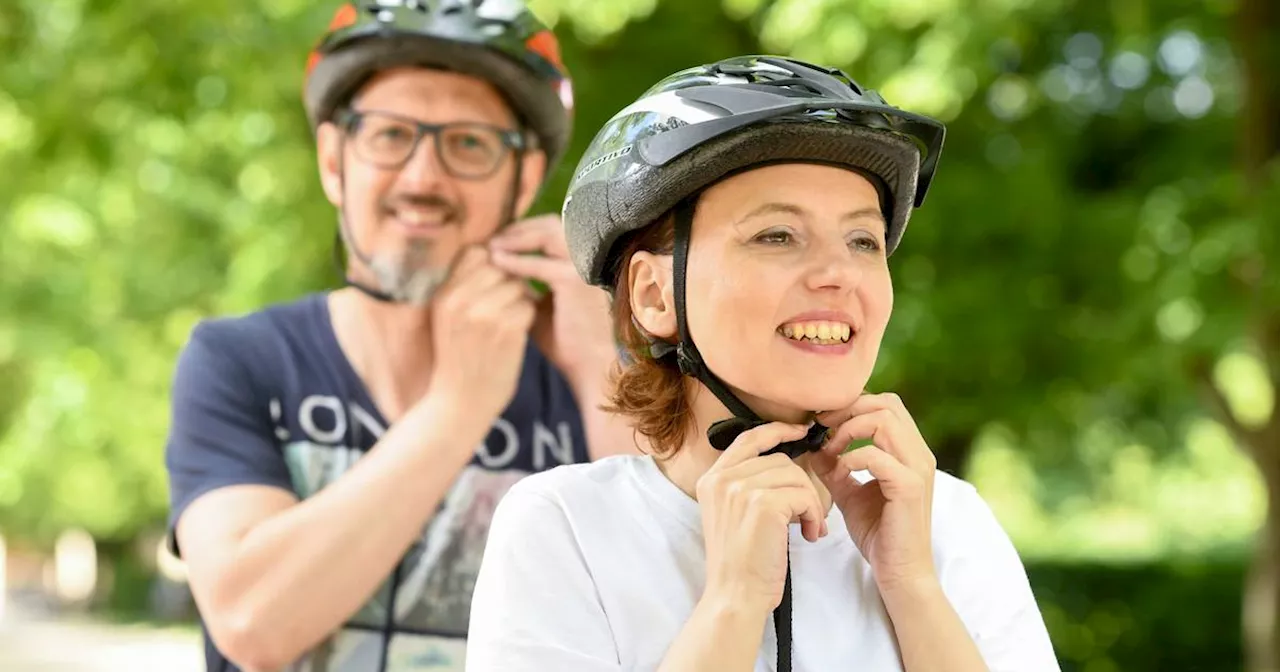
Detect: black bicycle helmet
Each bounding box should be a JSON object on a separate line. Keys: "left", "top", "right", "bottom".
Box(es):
{"left": 564, "top": 55, "right": 942, "bottom": 288}
{"left": 561, "top": 56, "right": 947, "bottom": 670}
{"left": 304, "top": 0, "right": 574, "bottom": 172}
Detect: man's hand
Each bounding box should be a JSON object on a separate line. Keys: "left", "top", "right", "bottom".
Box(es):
{"left": 428, "top": 245, "right": 538, "bottom": 426}
{"left": 487, "top": 214, "right": 617, "bottom": 392}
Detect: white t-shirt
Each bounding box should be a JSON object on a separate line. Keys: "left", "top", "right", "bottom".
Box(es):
{"left": 466, "top": 454, "right": 1061, "bottom": 671}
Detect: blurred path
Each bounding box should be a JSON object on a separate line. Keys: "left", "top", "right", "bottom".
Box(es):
{"left": 0, "top": 596, "right": 202, "bottom": 672}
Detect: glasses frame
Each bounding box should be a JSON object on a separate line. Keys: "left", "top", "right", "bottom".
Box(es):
{"left": 336, "top": 108, "right": 527, "bottom": 179}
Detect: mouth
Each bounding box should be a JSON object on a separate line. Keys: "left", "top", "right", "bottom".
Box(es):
{"left": 776, "top": 311, "right": 859, "bottom": 356}
{"left": 386, "top": 205, "right": 455, "bottom": 234}
{"left": 776, "top": 319, "right": 855, "bottom": 346}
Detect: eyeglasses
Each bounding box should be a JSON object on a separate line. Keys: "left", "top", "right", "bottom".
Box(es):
{"left": 336, "top": 108, "right": 526, "bottom": 179}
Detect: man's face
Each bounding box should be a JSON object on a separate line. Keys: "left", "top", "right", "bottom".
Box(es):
{"left": 316, "top": 66, "right": 545, "bottom": 304}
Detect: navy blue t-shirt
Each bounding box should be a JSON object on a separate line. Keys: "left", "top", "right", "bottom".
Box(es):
{"left": 164, "top": 292, "right": 589, "bottom": 672}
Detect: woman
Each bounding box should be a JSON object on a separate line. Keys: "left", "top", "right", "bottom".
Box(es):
{"left": 465, "top": 55, "right": 1060, "bottom": 671}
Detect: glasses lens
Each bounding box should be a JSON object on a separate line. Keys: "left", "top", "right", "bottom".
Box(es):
{"left": 353, "top": 113, "right": 419, "bottom": 167}
{"left": 439, "top": 124, "right": 507, "bottom": 176}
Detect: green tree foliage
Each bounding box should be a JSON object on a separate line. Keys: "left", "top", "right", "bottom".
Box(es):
{"left": 1, "top": 0, "right": 1277, "bottom": 663}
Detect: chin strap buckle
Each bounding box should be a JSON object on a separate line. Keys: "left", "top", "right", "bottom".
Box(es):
{"left": 707, "top": 417, "right": 828, "bottom": 458}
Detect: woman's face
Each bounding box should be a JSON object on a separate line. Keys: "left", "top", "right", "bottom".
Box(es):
{"left": 631, "top": 163, "right": 894, "bottom": 421}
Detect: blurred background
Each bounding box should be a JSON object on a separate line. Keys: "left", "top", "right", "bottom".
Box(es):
{"left": 1, "top": 0, "right": 1277, "bottom": 669}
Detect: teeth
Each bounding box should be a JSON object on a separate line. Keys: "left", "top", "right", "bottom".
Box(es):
{"left": 397, "top": 209, "right": 446, "bottom": 226}
{"left": 778, "top": 320, "right": 854, "bottom": 344}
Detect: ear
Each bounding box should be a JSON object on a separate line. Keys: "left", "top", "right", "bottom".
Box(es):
{"left": 316, "top": 121, "right": 345, "bottom": 208}
{"left": 512, "top": 146, "right": 548, "bottom": 217}
{"left": 628, "top": 251, "right": 677, "bottom": 340}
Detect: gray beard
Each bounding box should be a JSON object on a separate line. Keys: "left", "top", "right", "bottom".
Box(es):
{"left": 367, "top": 239, "right": 448, "bottom": 306}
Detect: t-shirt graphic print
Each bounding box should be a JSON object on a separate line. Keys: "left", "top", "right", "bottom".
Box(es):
{"left": 164, "top": 294, "right": 589, "bottom": 672}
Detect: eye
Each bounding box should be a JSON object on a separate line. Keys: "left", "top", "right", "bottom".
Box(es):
{"left": 752, "top": 228, "right": 795, "bottom": 245}
{"left": 849, "top": 234, "right": 882, "bottom": 253}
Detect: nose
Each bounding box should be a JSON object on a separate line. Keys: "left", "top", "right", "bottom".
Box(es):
{"left": 396, "top": 134, "right": 449, "bottom": 189}
{"left": 802, "top": 237, "right": 863, "bottom": 292}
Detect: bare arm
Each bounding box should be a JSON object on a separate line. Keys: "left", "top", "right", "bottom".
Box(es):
{"left": 882, "top": 576, "right": 990, "bottom": 672}
{"left": 656, "top": 591, "right": 771, "bottom": 672}
{"left": 177, "top": 395, "right": 484, "bottom": 671}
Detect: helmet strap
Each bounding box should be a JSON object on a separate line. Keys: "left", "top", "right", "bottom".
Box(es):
{"left": 649, "top": 196, "right": 828, "bottom": 459}
{"left": 332, "top": 137, "right": 400, "bottom": 303}
{"left": 499, "top": 130, "right": 525, "bottom": 230}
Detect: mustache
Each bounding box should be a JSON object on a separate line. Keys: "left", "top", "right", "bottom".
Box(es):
{"left": 380, "top": 193, "right": 463, "bottom": 222}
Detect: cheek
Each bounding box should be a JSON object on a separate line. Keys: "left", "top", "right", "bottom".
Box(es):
{"left": 457, "top": 180, "right": 507, "bottom": 240}
{"left": 685, "top": 260, "right": 779, "bottom": 379}
{"left": 859, "top": 269, "right": 894, "bottom": 341}
{"left": 345, "top": 164, "right": 393, "bottom": 218}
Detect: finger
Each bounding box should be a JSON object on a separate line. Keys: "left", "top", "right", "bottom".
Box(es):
{"left": 816, "top": 392, "right": 910, "bottom": 428}
{"left": 441, "top": 261, "right": 511, "bottom": 305}
{"left": 764, "top": 486, "right": 827, "bottom": 543}
{"left": 489, "top": 215, "right": 569, "bottom": 257}
{"left": 821, "top": 409, "right": 932, "bottom": 473}
{"left": 713, "top": 422, "right": 811, "bottom": 471}
{"left": 809, "top": 447, "right": 864, "bottom": 503}
{"left": 489, "top": 248, "right": 580, "bottom": 287}
{"left": 502, "top": 294, "right": 538, "bottom": 331}
{"left": 820, "top": 409, "right": 895, "bottom": 455}
{"left": 466, "top": 278, "right": 533, "bottom": 318}
{"left": 836, "top": 446, "right": 924, "bottom": 501}
{"left": 446, "top": 244, "right": 491, "bottom": 279}
{"left": 724, "top": 454, "right": 814, "bottom": 490}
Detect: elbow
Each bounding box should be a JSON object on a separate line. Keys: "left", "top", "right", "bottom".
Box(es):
{"left": 207, "top": 605, "right": 302, "bottom": 672}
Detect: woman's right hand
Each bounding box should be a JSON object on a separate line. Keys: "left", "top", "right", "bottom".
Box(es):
{"left": 696, "top": 422, "right": 829, "bottom": 613}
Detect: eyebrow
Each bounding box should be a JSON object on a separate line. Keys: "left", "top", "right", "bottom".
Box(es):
{"left": 734, "top": 202, "right": 886, "bottom": 226}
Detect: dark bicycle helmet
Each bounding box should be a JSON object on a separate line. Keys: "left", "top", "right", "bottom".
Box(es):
{"left": 304, "top": 0, "right": 574, "bottom": 172}
{"left": 564, "top": 55, "right": 942, "bottom": 288}
{"left": 561, "top": 55, "right": 947, "bottom": 672}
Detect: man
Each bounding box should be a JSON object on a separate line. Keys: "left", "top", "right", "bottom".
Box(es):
{"left": 163, "top": 2, "right": 634, "bottom": 671}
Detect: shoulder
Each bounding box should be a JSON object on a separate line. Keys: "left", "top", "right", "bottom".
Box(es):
{"left": 187, "top": 294, "right": 321, "bottom": 348}
{"left": 927, "top": 475, "right": 1062, "bottom": 665}
{"left": 925, "top": 470, "right": 1041, "bottom": 590}
{"left": 178, "top": 294, "right": 324, "bottom": 368}
{"left": 489, "top": 456, "right": 648, "bottom": 540}
{"left": 500, "top": 455, "right": 640, "bottom": 511}
{"left": 930, "top": 471, "right": 1014, "bottom": 551}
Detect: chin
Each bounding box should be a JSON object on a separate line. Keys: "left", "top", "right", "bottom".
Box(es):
{"left": 788, "top": 389, "right": 864, "bottom": 414}
{"left": 758, "top": 371, "right": 869, "bottom": 414}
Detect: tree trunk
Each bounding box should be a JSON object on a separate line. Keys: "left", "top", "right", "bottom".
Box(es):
{"left": 932, "top": 432, "right": 976, "bottom": 478}
{"left": 1233, "top": 0, "right": 1280, "bottom": 666}
{"left": 1242, "top": 425, "right": 1280, "bottom": 672}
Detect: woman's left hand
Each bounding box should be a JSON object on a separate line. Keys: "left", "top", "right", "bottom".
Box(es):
{"left": 811, "top": 393, "right": 938, "bottom": 592}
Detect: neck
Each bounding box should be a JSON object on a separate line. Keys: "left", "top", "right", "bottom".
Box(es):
{"left": 329, "top": 287, "right": 436, "bottom": 421}
{"left": 655, "top": 378, "right": 824, "bottom": 503}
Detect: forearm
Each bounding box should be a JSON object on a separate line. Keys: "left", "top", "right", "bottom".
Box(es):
{"left": 881, "top": 576, "right": 989, "bottom": 672}
{"left": 658, "top": 592, "right": 769, "bottom": 672}
{"left": 207, "top": 396, "right": 484, "bottom": 669}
